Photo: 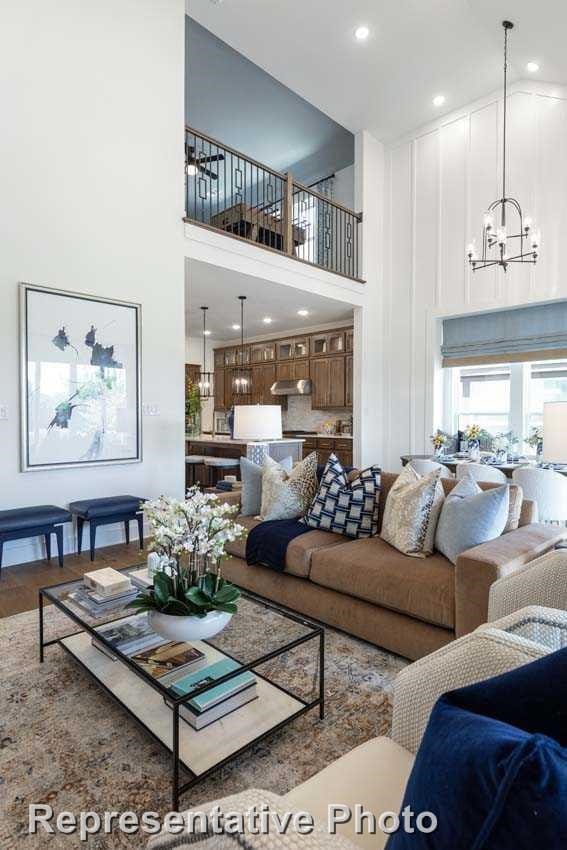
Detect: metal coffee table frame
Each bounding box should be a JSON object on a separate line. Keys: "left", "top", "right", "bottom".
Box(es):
{"left": 38, "top": 572, "right": 325, "bottom": 811}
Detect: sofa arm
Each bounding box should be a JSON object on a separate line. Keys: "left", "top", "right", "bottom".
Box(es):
{"left": 519, "top": 498, "right": 538, "bottom": 526}
{"left": 455, "top": 523, "right": 567, "bottom": 638}
{"left": 391, "top": 623, "right": 547, "bottom": 754}
{"left": 488, "top": 549, "right": 567, "bottom": 621}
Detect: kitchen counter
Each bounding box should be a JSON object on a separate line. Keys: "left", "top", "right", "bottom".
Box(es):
{"left": 289, "top": 433, "right": 353, "bottom": 440}
{"left": 186, "top": 434, "right": 305, "bottom": 445}
{"left": 185, "top": 435, "right": 305, "bottom": 465}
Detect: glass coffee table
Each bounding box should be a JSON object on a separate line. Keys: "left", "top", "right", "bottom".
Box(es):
{"left": 39, "top": 564, "right": 324, "bottom": 810}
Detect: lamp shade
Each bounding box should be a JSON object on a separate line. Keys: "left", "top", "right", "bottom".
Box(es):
{"left": 233, "top": 405, "right": 282, "bottom": 441}
{"left": 543, "top": 401, "right": 567, "bottom": 463}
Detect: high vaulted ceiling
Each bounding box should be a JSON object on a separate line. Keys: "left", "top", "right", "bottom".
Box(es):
{"left": 187, "top": 0, "right": 567, "bottom": 142}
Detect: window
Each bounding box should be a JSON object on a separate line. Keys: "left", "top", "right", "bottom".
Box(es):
{"left": 446, "top": 358, "right": 567, "bottom": 453}
{"left": 452, "top": 365, "right": 511, "bottom": 435}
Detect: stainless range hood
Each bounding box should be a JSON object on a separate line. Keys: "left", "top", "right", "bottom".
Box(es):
{"left": 270, "top": 379, "right": 312, "bottom": 396}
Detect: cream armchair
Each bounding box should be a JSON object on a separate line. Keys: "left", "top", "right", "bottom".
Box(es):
{"left": 488, "top": 548, "right": 567, "bottom": 621}
{"left": 148, "top": 606, "right": 561, "bottom": 850}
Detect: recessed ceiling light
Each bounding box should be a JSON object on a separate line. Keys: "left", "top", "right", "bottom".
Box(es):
{"left": 262, "top": 317, "right": 273, "bottom": 325}
{"left": 354, "top": 25, "right": 370, "bottom": 42}
{"left": 297, "top": 309, "right": 309, "bottom": 317}
{"left": 203, "top": 329, "right": 211, "bottom": 336}
{"left": 231, "top": 323, "right": 240, "bottom": 331}
{"left": 433, "top": 94, "right": 446, "bottom": 107}
{"left": 526, "top": 61, "right": 540, "bottom": 73}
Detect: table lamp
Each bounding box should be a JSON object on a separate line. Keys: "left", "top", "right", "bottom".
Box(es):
{"left": 543, "top": 402, "right": 567, "bottom": 464}
{"left": 233, "top": 405, "right": 283, "bottom": 441}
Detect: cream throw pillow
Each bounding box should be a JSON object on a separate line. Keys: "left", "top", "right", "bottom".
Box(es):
{"left": 260, "top": 452, "right": 318, "bottom": 521}
{"left": 381, "top": 464, "right": 445, "bottom": 558}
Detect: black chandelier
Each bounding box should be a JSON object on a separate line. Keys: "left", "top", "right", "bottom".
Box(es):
{"left": 197, "top": 306, "right": 213, "bottom": 399}
{"left": 467, "top": 21, "right": 540, "bottom": 273}
{"left": 232, "top": 295, "right": 252, "bottom": 398}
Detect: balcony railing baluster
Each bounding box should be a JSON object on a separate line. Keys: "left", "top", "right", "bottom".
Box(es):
{"left": 184, "top": 126, "right": 363, "bottom": 281}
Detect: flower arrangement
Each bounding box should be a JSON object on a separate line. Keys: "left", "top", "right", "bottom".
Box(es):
{"left": 128, "top": 488, "right": 246, "bottom": 619}
{"left": 525, "top": 426, "right": 544, "bottom": 455}
{"left": 464, "top": 424, "right": 482, "bottom": 443}
{"left": 431, "top": 430, "right": 448, "bottom": 450}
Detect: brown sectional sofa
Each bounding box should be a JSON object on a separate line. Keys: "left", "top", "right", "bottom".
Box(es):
{"left": 222, "top": 472, "right": 566, "bottom": 660}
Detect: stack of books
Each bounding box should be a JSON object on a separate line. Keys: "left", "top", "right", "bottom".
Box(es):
{"left": 167, "top": 657, "right": 257, "bottom": 730}
{"left": 63, "top": 568, "right": 139, "bottom": 618}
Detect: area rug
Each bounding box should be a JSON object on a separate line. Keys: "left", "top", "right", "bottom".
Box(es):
{"left": 0, "top": 601, "right": 406, "bottom": 849}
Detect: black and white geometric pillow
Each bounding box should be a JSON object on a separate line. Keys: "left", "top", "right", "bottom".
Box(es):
{"left": 303, "top": 453, "right": 381, "bottom": 539}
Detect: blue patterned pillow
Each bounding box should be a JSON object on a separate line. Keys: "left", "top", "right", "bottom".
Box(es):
{"left": 303, "top": 453, "right": 381, "bottom": 538}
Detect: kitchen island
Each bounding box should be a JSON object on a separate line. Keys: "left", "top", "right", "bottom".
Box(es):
{"left": 186, "top": 435, "right": 305, "bottom": 467}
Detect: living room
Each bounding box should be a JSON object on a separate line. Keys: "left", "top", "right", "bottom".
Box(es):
{"left": 2, "top": 1, "right": 567, "bottom": 848}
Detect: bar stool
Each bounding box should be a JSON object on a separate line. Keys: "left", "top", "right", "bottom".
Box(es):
{"left": 204, "top": 457, "right": 240, "bottom": 487}
{"left": 185, "top": 455, "right": 205, "bottom": 490}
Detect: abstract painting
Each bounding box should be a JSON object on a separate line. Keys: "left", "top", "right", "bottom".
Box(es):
{"left": 20, "top": 283, "right": 141, "bottom": 470}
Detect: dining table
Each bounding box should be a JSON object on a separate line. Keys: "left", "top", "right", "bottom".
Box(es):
{"left": 400, "top": 454, "right": 567, "bottom": 479}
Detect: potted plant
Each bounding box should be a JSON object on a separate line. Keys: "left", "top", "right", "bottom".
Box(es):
{"left": 430, "top": 430, "right": 448, "bottom": 458}
{"left": 464, "top": 424, "right": 482, "bottom": 461}
{"left": 526, "top": 426, "right": 544, "bottom": 460}
{"left": 128, "top": 488, "right": 246, "bottom": 641}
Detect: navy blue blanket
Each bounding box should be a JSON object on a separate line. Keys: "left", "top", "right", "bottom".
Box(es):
{"left": 246, "top": 519, "right": 313, "bottom": 572}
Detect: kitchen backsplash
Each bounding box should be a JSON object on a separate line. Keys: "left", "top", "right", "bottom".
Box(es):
{"left": 282, "top": 395, "right": 351, "bottom": 433}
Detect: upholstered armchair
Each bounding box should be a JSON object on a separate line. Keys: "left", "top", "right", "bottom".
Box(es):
{"left": 148, "top": 605, "right": 564, "bottom": 850}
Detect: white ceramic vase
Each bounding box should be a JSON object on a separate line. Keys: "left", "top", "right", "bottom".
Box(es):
{"left": 149, "top": 609, "right": 232, "bottom": 642}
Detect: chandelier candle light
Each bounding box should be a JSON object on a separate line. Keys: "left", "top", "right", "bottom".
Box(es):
{"left": 467, "top": 21, "right": 540, "bottom": 273}
{"left": 232, "top": 295, "right": 252, "bottom": 398}
{"left": 198, "top": 306, "right": 213, "bottom": 399}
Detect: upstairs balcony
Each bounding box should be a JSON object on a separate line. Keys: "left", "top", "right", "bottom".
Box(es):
{"left": 184, "top": 126, "right": 364, "bottom": 283}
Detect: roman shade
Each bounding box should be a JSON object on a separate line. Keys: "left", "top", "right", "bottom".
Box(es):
{"left": 442, "top": 302, "right": 567, "bottom": 367}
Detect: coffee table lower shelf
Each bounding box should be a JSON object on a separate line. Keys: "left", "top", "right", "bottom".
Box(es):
{"left": 60, "top": 632, "right": 309, "bottom": 809}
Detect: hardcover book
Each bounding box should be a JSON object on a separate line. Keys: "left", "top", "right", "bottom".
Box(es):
{"left": 130, "top": 641, "right": 205, "bottom": 682}
{"left": 169, "top": 658, "right": 256, "bottom": 712}
{"left": 83, "top": 567, "right": 132, "bottom": 597}
{"left": 177, "top": 684, "right": 258, "bottom": 730}
{"left": 94, "top": 613, "right": 164, "bottom": 654}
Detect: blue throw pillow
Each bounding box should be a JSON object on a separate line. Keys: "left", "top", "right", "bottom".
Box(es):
{"left": 386, "top": 648, "right": 567, "bottom": 849}
{"left": 304, "top": 453, "right": 381, "bottom": 538}
{"left": 434, "top": 479, "right": 509, "bottom": 564}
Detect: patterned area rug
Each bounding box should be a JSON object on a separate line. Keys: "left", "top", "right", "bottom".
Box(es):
{"left": 0, "top": 602, "right": 406, "bottom": 849}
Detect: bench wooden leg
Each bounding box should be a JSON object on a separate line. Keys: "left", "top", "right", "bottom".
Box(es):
{"left": 90, "top": 521, "right": 97, "bottom": 561}
{"left": 124, "top": 520, "right": 130, "bottom": 545}
{"left": 45, "top": 532, "right": 52, "bottom": 561}
{"left": 136, "top": 513, "right": 144, "bottom": 550}
{"left": 77, "top": 517, "right": 84, "bottom": 555}
{"left": 55, "top": 525, "right": 64, "bottom": 567}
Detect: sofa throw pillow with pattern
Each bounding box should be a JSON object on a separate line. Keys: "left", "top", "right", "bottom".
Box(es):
{"left": 380, "top": 464, "right": 445, "bottom": 558}
{"left": 303, "top": 453, "right": 381, "bottom": 539}
{"left": 240, "top": 455, "right": 293, "bottom": 517}
{"left": 260, "top": 452, "right": 318, "bottom": 521}
{"left": 435, "top": 477, "right": 509, "bottom": 565}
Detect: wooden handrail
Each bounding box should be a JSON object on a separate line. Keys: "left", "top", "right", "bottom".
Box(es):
{"left": 185, "top": 124, "right": 286, "bottom": 181}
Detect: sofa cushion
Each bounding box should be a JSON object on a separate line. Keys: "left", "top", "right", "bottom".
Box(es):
{"left": 380, "top": 465, "right": 445, "bottom": 557}
{"left": 304, "top": 453, "right": 381, "bottom": 539}
{"left": 68, "top": 495, "right": 144, "bottom": 519}
{"left": 0, "top": 505, "right": 71, "bottom": 533}
{"left": 310, "top": 536, "right": 455, "bottom": 629}
{"left": 225, "top": 517, "right": 342, "bottom": 579}
{"left": 435, "top": 482, "right": 509, "bottom": 565}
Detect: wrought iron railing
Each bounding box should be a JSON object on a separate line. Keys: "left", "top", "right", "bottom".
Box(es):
{"left": 185, "top": 126, "right": 363, "bottom": 281}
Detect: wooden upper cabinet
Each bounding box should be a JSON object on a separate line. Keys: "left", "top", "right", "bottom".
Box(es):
{"left": 214, "top": 349, "right": 225, "bottom": 369}
{"left": 251, "top": 342, "right": 275, "bottom": 363}
{"left": 224, "top": 348, "right": 237, "bottom": 367}
{"left": 276, "top": 361, "right": 294, "bottom": 381}
{"left": 276, "top": 339, "right": 294, "bottom": 360}
{"left": 345, "top": 329, "right": 354, "bottom": 352}
{"left": 328, "top": 356, "right": 346, "bottom": 407}
{"left": 294, "top": 359, "right": 310, "bottom": 381}
{"left": 293, "top": 337, "right": 309, "bottom": 358}
{"left": 311, "top": 357, "right": 345, "bottom": 409}
{"left": 345, "top": 354, "right": 353, "bottom": 408}
{"left": 215, "top": 368, "right": 226, "bottom": 409}
{"left": 310, "top": 331, "right": 345, "bottom": 357}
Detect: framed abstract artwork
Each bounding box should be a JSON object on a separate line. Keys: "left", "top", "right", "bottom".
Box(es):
{"left": 20, "top": 283, "right": 142, "bottom": 471}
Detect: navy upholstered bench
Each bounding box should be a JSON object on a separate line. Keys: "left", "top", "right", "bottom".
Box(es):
{"left": 69, "top": 496, "right": 146, "bottom": 561}
{"left": 0, "top": 505, "right": 71, "bottom": 575}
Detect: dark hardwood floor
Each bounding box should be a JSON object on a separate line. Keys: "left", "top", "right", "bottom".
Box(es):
{"left": 0, "top": 541, "right": 147, "bottom": 618}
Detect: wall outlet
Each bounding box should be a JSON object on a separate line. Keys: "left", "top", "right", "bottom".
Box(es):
{"left": 142, "top": 403, "right": 160, "bottom": 417}
{"left": 0, "top": 405, "right": 8, "bottom": 421}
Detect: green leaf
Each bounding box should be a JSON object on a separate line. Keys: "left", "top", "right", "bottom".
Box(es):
{"left": 200, "top": 573, "right": 216, "bottom": 598}
{"left": 213, "top": 584, "right": 240, "bottom": 605}
{"left": 213, "top": 602, "right": 238, "bottom": 614}
{"left": 185, "top": 587, "right": 212, "bottom": 608}
{"left": 153, "top": 572, "right": 172, "bottom": 606}
{"left": 162, "top": 598, "right": 192, "bottom": 616}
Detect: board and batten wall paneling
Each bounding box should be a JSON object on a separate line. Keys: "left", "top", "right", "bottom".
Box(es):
{"left": 384, "top": 81, "right": 567, "bottom": 472}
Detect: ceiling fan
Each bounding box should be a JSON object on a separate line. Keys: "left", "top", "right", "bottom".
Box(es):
{"left": 185, "top": 144, "right": 225, "bottom": 180}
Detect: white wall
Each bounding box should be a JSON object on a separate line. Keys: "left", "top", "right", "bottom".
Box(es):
{"left": 0, "top": 0, "right": 186, "bottom": 566}
{"left": 384, "top": 80, "right": 567, "bottom": 472}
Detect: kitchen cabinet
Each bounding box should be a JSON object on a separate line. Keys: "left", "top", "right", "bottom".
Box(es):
{"left": 311, "top": 356, "right": 346, "bottom": 409}
{"left": 250, "top": 342, "right": 275, "bottom": 363}
{"left": 345, "top": 329, "right": 354, "bottom": 352}
{"left": 276, "top": 360, "right": 310, "bottom": 382}
{"left": 214, "top": 350, "right": 225, "bottom": 369}
{"left": 276, "top": 337, "right": 309, "bottom": 360}
{"left": 345, "top": 355, "right": 353, "bottom": 407}
{"left": 302, "top": 437, "right": 353, "bottom": 467}
{"left": 251, "top": 363, "right": 280, "bottom": 406}
{"left": 310, "top": 331, "right": 345, "bottom": 357}
{"left": 215, "top": 368, "right": 226, "bottom": 409}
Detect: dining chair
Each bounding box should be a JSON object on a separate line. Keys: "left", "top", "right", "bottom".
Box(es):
{"left": 456, "top": 462, "right": 508, "bottom": 484}
{"left": 409, "top": 458, "right": 453, "bottom": 478}
{"left": 512, "top": 466, "right": 567, "bottom": 524}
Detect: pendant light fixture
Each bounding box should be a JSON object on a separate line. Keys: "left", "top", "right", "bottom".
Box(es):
{"left": 197, "top": 306, "right": 213, "bottom": 399}
{"left": 467, "top": 21, "right": 540, "bottom": 272}
{"left": 232, "top": 295, "right": 252, "bottom": 398}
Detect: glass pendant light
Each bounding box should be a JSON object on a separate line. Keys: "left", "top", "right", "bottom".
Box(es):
{"left": 197, "top": 306, "right": 213, "bottom": 399}
{"left": 231, "top": 296, "right": 252, "bottom": 398}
